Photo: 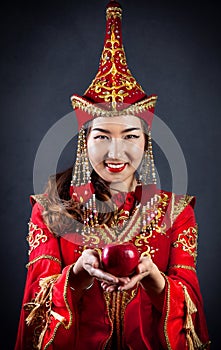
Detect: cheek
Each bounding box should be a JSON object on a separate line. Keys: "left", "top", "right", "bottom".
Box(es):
{"left": 87, "top": 141, "right": 106, "bottom": 165}
{"left": 128, "top": 141, "right": 145, "bottom": 160}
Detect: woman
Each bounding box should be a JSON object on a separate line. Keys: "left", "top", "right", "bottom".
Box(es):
{"left": 15, "top": 1, "right": 210, "bottom": 349}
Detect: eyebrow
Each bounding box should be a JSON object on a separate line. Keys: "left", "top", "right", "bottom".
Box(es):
{"left": 91, "top": 127, "right": 141, "bottom": 133}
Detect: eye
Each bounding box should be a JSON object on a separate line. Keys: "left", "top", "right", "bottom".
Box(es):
{"left": 93, "top": 135, "right": 109, "bottom": 140}
{"left": 124, "top": 134, "right": 140, "bottom": 140}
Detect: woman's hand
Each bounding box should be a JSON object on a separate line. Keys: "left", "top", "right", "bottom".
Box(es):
{"left": 101, "top": 256, "right": 165, "bottom": 295}
{"left": 72, "top": 249, "right": 119, "bottom": 290}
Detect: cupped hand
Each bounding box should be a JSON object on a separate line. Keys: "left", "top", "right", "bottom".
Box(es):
{"left": 100, "top": 256, "right": 165, "bottom": 294}
{"left": 73, "top": 249, "right": 119, "bottom": 289}
{"left": 118, "top": 256, "right": 155, "bottom": 291}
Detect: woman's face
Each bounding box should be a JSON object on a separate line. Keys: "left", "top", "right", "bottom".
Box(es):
{"left": 87, "top": 115, "right": 145, "bottom": 191}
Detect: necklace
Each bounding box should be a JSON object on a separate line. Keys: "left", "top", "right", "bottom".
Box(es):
{"left": 81, "top": 192, "right": 169, "bottom": 246}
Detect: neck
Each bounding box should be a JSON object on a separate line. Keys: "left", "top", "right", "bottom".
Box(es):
{"left": 109, "top": 178, "right": 137, "bottom": 195}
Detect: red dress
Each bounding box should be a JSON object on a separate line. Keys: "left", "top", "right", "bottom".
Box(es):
{"left": 15, "top": 184, "right": 210, "bottom": 349}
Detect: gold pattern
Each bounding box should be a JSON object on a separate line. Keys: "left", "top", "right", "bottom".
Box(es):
{"left": 103, "top": 286, "right": 138, "bottom": 349}
{"left": 80, "top": 191, "right": 170, "bottom": 257}
{"left": 43, "top": 264, "right": 75, "bottom": 349}
{"left": 106, "top": 6, "right": 122, "bottom": 20}
{"left": 103, "top": 292, "right": 114, "bottom": 350}
{"left": 168, "top": 264, "right": 196, "bottom": 272}
{"left": 27, "top": 221, "right": 48, "bottom": 255}
{"left": 84, "top": 26, "right": 144, "bottom": 110}
{"left": 24, "top": 274, "right": 61, "bottom": 349}
{"left": 171, "top": 195, "right": 194, "bottom": 224}
{"left": 172, "top": 225, "right": 198, "bottom": 263}
{"left": 24, "top": 265, "right": 75, "bottom": 349}
{"left": 71, "top": 94, "right": 157, "bottom": 117}
{"left": 30, "top": 194, "right": 49, "bottom": 210}
{"left": 162, "top": 273, "right": 172, "bottom": 350}
{"left": 181, "top": 283, "right": 205, "bottom": 349}
{"left": 100, "top": 204, "right": 141, "bottom": 243}
{"left": 134, "top": 234, "right": 156, "bottom": 258}
{"left": 120, "top": 287, "right": 138, "bottom": 334}
{"left": 116, "top": 292, "right": 121, "bottom": 349}
{"left": 81, "top": 204, "right": 141, "bottom": 247}
{"left": 26, "top": 255, "right": 62, "bottom": 269}
{"left": 111, "top": 209, "right": 130, "bottom": 227}
{"left": 134, "top": 193, "right": 169, "bottom": 258}
{"left": 30, "top": 194, "right": 55, "bottom": 235}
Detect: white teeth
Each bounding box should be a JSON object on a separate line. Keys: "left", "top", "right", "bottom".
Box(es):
{"left": 107, "top": 163, "right": 124, "bottom": 169}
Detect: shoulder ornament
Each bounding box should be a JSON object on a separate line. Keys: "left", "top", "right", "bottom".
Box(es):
{"left": 171, "top": 194, "right": 195, "bottom": 225}
{"left": 30, "top": 194, "right": 49, "bottom": 211}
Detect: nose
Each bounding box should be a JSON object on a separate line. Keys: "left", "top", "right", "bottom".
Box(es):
{"left": 107, "top": 138, "right": 124, "bottom": 159}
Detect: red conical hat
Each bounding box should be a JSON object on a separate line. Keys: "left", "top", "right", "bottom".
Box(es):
{"left": 71, "top": 0, "right": 157, "bottom": 130}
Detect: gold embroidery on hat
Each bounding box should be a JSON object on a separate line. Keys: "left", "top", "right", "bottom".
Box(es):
{"left": 84, "top": 26, "right": 144, "bottom": 110}
{"left": 71, "top": 95, "right": 157, "bottom": 116}
{"left": 106, "top": 6, "right": 122, "bottom": 20}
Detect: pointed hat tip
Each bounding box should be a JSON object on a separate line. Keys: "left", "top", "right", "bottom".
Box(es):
{"left": 107, "top": 0, "right": 121, "bottom": 8}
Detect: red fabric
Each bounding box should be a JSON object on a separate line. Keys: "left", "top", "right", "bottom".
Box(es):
{"left": 15, "top": 188, "right": 210, "bottom": 350}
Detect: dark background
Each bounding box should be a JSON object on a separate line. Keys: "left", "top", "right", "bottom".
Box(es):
{"left": 1, "top": 0, "right": 220, "bottom": 348}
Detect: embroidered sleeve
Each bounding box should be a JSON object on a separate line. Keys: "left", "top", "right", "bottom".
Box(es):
{"left": 157, "top": 202, "right": 210, "bottom": 349}
{"left": 24, "top": 274, "right": 62, "bottom": 349}
{"left": 172, "top": 224, "right": 198, "bottom": 264}
{"left": 15, "top": 202, "right": 77, "bottom": 350}
{"left": 27, "top": 220, "right": 48, "bottom": 256}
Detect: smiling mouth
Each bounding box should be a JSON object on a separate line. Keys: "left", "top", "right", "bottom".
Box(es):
{"left": 105, "top": 162, "right": 127, "bottom": 173}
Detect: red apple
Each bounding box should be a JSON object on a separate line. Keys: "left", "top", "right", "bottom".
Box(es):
{"left": 101, "top": 242, "right": 140, "bottom": 277}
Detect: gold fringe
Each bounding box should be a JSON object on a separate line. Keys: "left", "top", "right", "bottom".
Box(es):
{"left": 24, "top": 274, "right": 62, "bottom": 350}
{"left": 183, "top": 285, "right": 204, "bottom": 349}
{"left": 51, "top": 310, "right": 65, "bottom": 322}
{"left": 71, "top": 95, "right": 157, "bottom": 117}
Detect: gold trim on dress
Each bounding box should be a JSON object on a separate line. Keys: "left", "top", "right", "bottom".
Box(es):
{"left": 168, "top": 264, "right": 196, "bottom": 272}
{"left": 103, "top": 286, "right": 138, "bottom": 349}
{"left": 26, "top": 255, "right": 62, "bottom": 269}
{"left": 30, "top": 194, "right": 49, "bottom": 210}
{"left": 161, "top": 273, "right": 172, "bottom": 350}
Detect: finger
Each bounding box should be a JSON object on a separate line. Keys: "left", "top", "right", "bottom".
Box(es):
{"left": 119, "top": 272, "right": 148, "bottom": 291}
{"left": 117, "top": 277, "right": 131, "bottom": 284}
{"left": 106, "top": 285, "right": 116, "bottom": 292}
{"left": 118, "top": 276, "right": 139, "bottom": 291}
{"left": 101, "top": 281, "right": 107, "bottom": 289}
{"left": 87, "top": 266, "right": 119, "bottom": 283}
{"left": 100, "top": 277, "right": 130, "bottom": 288}
{"left": 101, "top": 283, "right": 116, "bottom": 292}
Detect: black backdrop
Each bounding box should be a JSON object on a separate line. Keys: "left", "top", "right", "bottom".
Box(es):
{"left": 1, "top": 0, "right": 220, "bottom": 348}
